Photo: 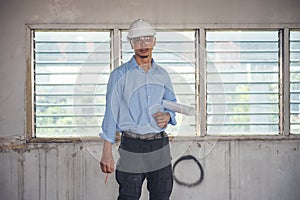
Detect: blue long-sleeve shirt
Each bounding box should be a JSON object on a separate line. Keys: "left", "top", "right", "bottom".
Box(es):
{"left": 100, "top": 56, "right": 177, "bottom": 143}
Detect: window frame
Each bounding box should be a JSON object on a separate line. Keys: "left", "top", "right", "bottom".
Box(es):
{"left": 289, "top": 29, "right": 300, "bottom": 134}
{"left": 196, "top": 24, "right": 299, "bottom": 140}
{"left": 25, "top": 24, "right": 300, "bottom": 142}
{"left": 121, "top": 29, "right": 198, "bottom": 136}
{"left": 25, "top": 24, "right": 116, "bottom": 142}
{"left": 204, "top": 29, "right": 281, "bottom": 136}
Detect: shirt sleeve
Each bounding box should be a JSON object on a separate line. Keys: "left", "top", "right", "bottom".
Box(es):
{"left": 163, "top": 73, "right": 177, "bottom": 126}
{"left": 99, "top": 70, "right": 121, "bottom": 144}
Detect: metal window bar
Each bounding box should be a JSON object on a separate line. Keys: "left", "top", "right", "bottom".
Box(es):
{"left": 33, "top": 30, "right": 111, "bottom": 138}
{"left": 206, "top": 30, "right": 280, "bottom": 135}
{"left": 290, "top": 30, "right": 300, "bottom": 134}
{"left": 121, "top": 31, "right": 197, "bottom": 136}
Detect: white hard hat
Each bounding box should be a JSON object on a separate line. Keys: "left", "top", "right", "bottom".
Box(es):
{"left": 127, "top": 19, "right": 156, "bottom": 40}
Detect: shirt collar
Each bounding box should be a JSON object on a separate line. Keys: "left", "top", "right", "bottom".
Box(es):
{"left": 128, "top": 56, "right": 158, "bottom": 71}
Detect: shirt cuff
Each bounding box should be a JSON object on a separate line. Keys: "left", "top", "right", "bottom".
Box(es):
{"left": 99, "top": 132, "right": 115, "bottom": 144}
{"left": 165, "top": 110, "right": 177, "bottom": 125}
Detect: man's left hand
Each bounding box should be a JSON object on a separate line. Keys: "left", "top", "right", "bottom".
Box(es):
{"left": 153, "top": 112, "right": 170, "bottom": 128}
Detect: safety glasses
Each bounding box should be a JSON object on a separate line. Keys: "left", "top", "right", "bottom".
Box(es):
{"left": 131, "top": 36, "right": 155, "bottom": 46}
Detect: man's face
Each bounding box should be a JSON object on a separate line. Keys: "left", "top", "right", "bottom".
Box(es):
{"left": 130, "top": 36, "right": 156, "bottom": 58}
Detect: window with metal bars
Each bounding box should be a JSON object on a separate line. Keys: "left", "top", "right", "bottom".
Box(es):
{"left": 33, "top": 30, "right": 111, "bottom": 138}
{"left": 206, "top": 30, "right": 280, "bottom": 135}
{"left": 290, "top": 30, "right": 300, "bottom": 134}
{"left": 121, "top": 31, "right": 196, "bottom": 136}
{"left": 29, "top": 27, "right": 299, "bottom": 139}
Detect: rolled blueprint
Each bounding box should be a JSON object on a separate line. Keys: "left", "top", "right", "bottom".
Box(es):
{"left": 162, "top": 100, "right": 195, "bottom": 116}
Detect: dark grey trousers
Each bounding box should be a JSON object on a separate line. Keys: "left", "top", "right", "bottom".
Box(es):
{"left": 116, "top": 134, "right": 173, "bottom": 200}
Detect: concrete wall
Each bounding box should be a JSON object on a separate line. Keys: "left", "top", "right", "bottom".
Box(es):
{"left": 1, "top": 139, "right": 299, "bottom": 200}
{"left": 1, "top": 0, "right": 300, "bottom": 199}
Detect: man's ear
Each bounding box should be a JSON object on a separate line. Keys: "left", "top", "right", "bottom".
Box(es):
{"left": 130, "top": 40, "right": 134, "bottom": 49}
{"left": 153, "top": 37, "right": 156, "bottom": 47}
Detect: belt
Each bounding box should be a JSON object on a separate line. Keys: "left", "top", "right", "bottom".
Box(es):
{"left": 122, "top": 131, "right": 167, "bottom": 140}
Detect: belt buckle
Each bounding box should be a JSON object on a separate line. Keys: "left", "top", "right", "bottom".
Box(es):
{"left": 145, "top": 132, "right": 164, "bottom": 140}
{"left": 123, "top": 131, "right": 165, "bottom": 140}
{"left": 139, "top": 133, "right": 153, "bottom": 140}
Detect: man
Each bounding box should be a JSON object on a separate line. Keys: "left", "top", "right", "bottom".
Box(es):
{"left": 100, "top": 19, "right": 177, "bottom": 200}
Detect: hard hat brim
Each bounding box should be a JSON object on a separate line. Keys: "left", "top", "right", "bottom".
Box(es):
{"left": 127, "top": 19, "right": 156, "bottom": 40}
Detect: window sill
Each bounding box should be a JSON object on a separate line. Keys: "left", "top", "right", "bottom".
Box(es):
{"left": 169, "top": 134, "right": 300, "bottom": 142}
{"left": 23, "top": 133, "right": 300, "bottom": 144}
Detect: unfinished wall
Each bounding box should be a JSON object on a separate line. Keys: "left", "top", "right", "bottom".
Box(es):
{"left": 0, "top": 0, "right": 300, "bottom": 199}
{"left": 1, "top": 139, "right": 299, "bottom": 200}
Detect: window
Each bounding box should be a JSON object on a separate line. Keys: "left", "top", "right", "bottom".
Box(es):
{"left": 121, "top": 31, "right": 196, "bottom": 136}
{"left": 28, "top": 26, "right": 300, "bottom": 139}
{"left": 290, "top": 30, "right": 300, "bottom": 134}
{"left": 206, "top": 30, "right": 279, "bottom": 135}
{"left": 33, "top": 30, "right": 111, "bottom": 138}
